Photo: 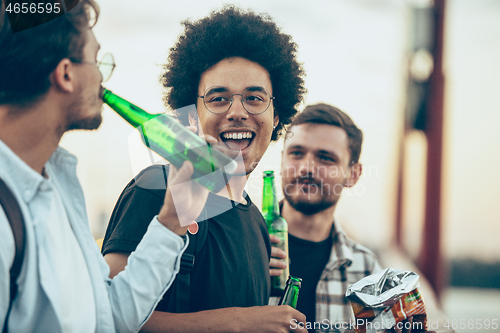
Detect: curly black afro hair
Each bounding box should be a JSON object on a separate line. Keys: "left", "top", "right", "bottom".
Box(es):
{"left": 160, "top": 5, "right": 306, "bottom": 141}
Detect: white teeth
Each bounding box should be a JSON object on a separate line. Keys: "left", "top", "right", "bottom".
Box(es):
{"left": 223, "top": 132, "right": 253, "bottom": 139}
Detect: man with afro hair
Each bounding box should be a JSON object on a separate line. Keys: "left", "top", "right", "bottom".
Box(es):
{"left": 102, "top": 5, "right": 308, "bottom": 333}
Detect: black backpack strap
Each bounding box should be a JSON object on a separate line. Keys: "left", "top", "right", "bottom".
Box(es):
{"left": 159, "top": 163, "right": 210, "bottom": 313}
{"left": 170, "top": 207, "right": 209, "bottom": 313}
{"left": 0, "top": 179, "right": 26, "bottom": 333}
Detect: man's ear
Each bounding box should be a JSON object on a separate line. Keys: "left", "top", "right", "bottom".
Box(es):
{"left": 345, "top": 163, "right": 362, "bottom": 188}
{"left": 50, "top": 59, "right": 75, "bottom": 93}
{"left": 189, "top": 108, "right": 198, "bottom": 125}
{"left": 273, "top": 114, "right": 279, "bottom": 128}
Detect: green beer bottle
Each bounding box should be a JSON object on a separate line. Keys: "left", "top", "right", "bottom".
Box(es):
{"left": 262, "top": 170, "right": 290, "bottom": 296}
{"left": 102, "top": 88, "right": 237, "bottom": 192}
{"left": 278, "top": 276, "right": 302, "bottom": 308}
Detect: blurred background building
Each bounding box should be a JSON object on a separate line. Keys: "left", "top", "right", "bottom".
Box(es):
{"left": 61, "top": 0, "right": 500, "bottom": 330}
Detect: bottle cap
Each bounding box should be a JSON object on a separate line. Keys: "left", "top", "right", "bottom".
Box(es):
{"left": 263, "top": 170, "right": 275, "bottom": 177}
{"left": 287, "top": 276, "right": 302, "bottom": 287}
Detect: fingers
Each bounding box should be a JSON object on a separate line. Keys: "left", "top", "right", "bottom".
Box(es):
{"left": 270, "top": 268, "right": 283, "bottom": 277}
{"left": 271, "top": 246, "right": 287, "bottom": 260}
{"left": 288, "top": 307, "right": 307, "bottom": 332}
{"left": 187, "top": 123, "right": 219, "bottom": 146}
{"left": 269, "top": 244, "right": 287, "bottom": 276}
{"left": 236, "top": 305, "right": 308, "bottom": 333}
{"left": 290, "top": 321, "right": 308, "bottom": 332}
{"left": 293, "top": 308, "right": 306, "bottom": 325}
{"left": 200, "top": 134, "right": 218, "bottom": 144}
{"left": 186, "top": 125, "right": 198, "bottom": 134}
{"left": 206, "top": 137, "right": 233, "bottom": 157}
{"left": 269, "top": 257, "right": 286, "bottom": 270}
{"left": 159, "top": 160, "right": 204, "bottom": 231}
{"left": 269, "top": 234, "right": 281, "bottom": 244}
{"left": 168, "top": 161, "right": 194, "bottom": 185}
{"left": 158, "top": 166, "right": 189, "bottom": 234}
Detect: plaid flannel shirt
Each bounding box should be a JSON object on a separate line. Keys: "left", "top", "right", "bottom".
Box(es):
{"left": 315, "top": 220, "right": 382, "bottom": 332}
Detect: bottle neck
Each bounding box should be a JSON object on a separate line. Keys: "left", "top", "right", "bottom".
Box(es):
{"left": 102, "top": 88, "right": 156, "bottom": 128}
{"left": 262, "top": 176, "right": 280, "bottom": 217}
{"left": 279, "top": 284, "right": 300, "bottom": 307}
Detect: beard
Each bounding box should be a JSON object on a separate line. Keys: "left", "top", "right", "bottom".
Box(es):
{"left": 66, "top": 113, "right": 103, "bottom": 131}
{"left": 283, "top": 190, "right": 336, "bottom": 215}
{"left": 282, "top": 175, "right": 346, "bottom": 215}
{"left": 65, "top": 89, "right": 103, "bottom": 132}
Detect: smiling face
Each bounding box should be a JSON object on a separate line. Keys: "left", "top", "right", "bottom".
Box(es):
{"left": 281, "top": 123, "right": 361, "bottom": 215}
{"left": 193, "top": 57, "right": 278, "bottom": 175}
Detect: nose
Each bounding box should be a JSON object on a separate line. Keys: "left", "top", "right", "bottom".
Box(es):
{"left": 225, "top": 94, "right": 248, "bottom": 121}
{"left": 298, "top": 153, "right": 315, "bottom": 178}
{"left": 97, "top": 66, "right": 104, "bottom": 83}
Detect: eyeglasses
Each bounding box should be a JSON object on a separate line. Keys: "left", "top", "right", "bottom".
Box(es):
{"left": 198, "top": 86, "right": 275, "bottom": 115}
{"left": 69, "top": 53, "right": 116, "bottom": 82}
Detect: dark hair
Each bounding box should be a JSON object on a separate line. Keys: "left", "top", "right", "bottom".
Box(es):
{"left": 0, "top": 0, "right": 99, "bottom": 106}
{"left": 288, "top": 103, "right": 363, "bottom": 164}
{"left": 160, "top": 5, "right": 306, "bottom": 141}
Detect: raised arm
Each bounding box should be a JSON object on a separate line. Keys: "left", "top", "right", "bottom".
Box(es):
{"left": 103, "top": 158, "right": 214, "bottom": 332}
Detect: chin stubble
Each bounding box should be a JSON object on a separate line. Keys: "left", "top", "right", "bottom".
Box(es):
{"left": 283, "top": 191, "right": 336, "bottom": 215}
{"left": 66, "top": 113, "right": 103, "bottom": 131}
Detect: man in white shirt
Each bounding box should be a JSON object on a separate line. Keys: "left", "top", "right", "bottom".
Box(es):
{"left": 0, "top": 1, "right": 206, "bottom": 331}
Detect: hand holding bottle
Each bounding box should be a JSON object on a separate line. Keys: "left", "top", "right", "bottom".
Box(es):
{"left": 262, "top": 171, "right": 290, "bottom": 296}
{"left": 269, "top": 234, "right": 288, "bottom": 277}
{"left": 157, "top": 130, "right": 222, "bottom": 235}
{"left": 228, "top": 305, "right": 307, "bottom": 333}
{"left": 102, "top": 89, "right": 238, "bottom": 192}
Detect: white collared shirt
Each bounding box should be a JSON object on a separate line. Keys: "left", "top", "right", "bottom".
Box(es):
{"left": 0, "top": 139, "right": 188, "bottom": 332}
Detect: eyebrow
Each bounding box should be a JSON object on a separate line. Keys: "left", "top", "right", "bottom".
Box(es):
{"left": 205, "top": 86, "right": 267, "bottom": 94}
{"left": 245, "top": 86, "right": 266, "bottom": 92}
{"left": 317, "top": 149, "right": 340, "bottom": 161}
{"left": 205, "top": 87, "right": 229, "bottom": 94}
{"left": 287, "top": 144, "right": 305, "bottom": 151}
{"left": 287, "top": 145, "right": 340, "bottom": 160}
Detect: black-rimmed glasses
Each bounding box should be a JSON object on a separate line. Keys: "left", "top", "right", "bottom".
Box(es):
{"left": 198, "top": 86, "right": 275, "bottom": 115}
{"left": 70, "top": 53, "right": 115, "bottom": 82}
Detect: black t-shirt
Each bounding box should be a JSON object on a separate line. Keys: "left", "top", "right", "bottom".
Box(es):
{"left": 288, "top": 233, "right": 332, "bottom": 326}
{"left": 102, "top": 164, "right": 271, "bottom": 312}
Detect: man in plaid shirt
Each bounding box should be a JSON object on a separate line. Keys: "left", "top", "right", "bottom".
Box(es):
{"left": 270, "top": 103, "right": 382, "bottom": 332}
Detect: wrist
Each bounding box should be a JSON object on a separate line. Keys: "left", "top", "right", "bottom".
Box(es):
{"left": 227, "top": 307, "right": 246, "bottom": 333}
{"left": 157, "top": 209, "right": 188, "bottom": 236}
